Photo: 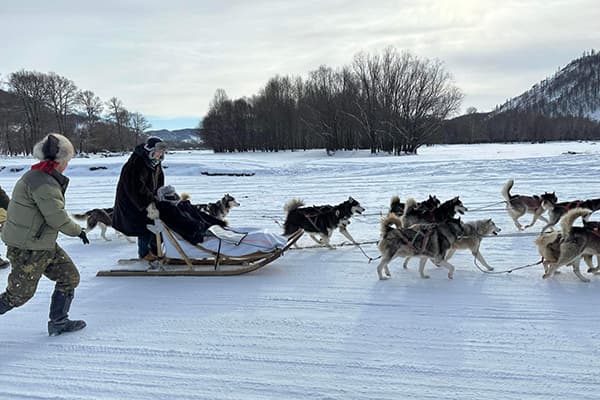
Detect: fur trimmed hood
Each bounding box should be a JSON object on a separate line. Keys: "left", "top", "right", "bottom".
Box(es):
{"left": 32, "top": 133, "right": 75, "bottom": 163}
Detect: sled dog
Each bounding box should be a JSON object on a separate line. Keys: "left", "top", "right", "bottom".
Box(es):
{"left": 402, "top": 218, "right": 500, "bottom": 271}
{"left": 444, "top": 218, "right": 501, "bottom": 271}
{"left": 542, "top": 208, "right": 600, "bottom": 282}
{"left": 540, "top": 197, "right": 600, "bottom": 233}
{"left": 194, "top": 193, "right": 240, "bottom": 222}
{"left": 389, "top": 195, "right": 439, "bottom": 218}
{"left": 376, "top": 215, "right": 464, "bottom": 280}
{"left": 401, "top": 196, "right": 467, "bottom": 228}
{"left": 283, "top": 197, "right": 365, "bottom": 248}
{"left": 535, "top": 230, "right": 593, "bottom": 282}
{"left": 72, "top": 208, "right": 135, "bottom": 243}
{"left": 502, "top": 179, "right": 557, "bottom": 230}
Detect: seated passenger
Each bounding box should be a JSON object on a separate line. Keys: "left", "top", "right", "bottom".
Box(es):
{"left": 155, "top": 186, "right": 226, "bottom": 244}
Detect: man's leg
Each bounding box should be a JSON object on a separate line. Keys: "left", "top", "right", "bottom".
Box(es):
{"left": 0, "top": 247, "right": 49, "bottom": 315}
{"left": 44, "top": 245, "right": 85, "bottom": 336}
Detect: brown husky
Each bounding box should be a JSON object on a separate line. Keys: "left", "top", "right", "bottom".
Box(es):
{"left": 502, "top": 179, "right": 557, "bottom": 230}
{"left": 542, "top": 208, "right": 600, "bottom": 282}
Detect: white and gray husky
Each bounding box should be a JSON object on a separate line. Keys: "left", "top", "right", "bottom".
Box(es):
{"left": 403, "top": 218, "right": 501, "bottom": 272}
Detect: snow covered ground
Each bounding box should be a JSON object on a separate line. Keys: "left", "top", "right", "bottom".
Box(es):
{"left": 1, "top": 141, "right": 600, "bottom": 400}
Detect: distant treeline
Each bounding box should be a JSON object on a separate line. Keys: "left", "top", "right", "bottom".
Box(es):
{"left": 201, "top": 47, "right": 463, "bottom": 155}
{"left": 0, "top": 70, "right": 158, "bottom": 155}
{"left": 440, "top": 110, "right": 600, "bottom": 144}
{"left": 202, "top": 47, "right": 600, "bottom": 154}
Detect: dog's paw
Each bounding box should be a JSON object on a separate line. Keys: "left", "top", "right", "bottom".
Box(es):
{"left": 378, "top": 274, "right": 390, "bottom": 280}
{"left": 447, "top": 273, "right": 454, "bottom": 280}
{"left": 420, "top": 274, "right": 430, "bottom": 279}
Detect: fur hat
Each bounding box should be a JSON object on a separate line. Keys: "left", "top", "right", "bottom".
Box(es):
{"left": 33, "top": 133, "right": 75, "bottom": 163}
{"left": 144, "top": 137, "right": 167, "bottom": 152}
{"left": 157, "top": 185, "right": 180, "bottom": 202}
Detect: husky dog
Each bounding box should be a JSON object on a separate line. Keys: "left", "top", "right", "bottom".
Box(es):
{"left": 389, "top": 195, "right": 439, "bottom": 217}
{"left": 389, "top": 195, "right": 405, "bottom": 217}
{"left": 194, "top": 193, "right": 240, "bottom": 222}
{"left": 401, "top": 196, "right": 467, "bottom": 228}
{"left": 542, "top": 208, "right": 600, "bottom": 282}
{"left": 444, "top": 218, "right": 501, "bottom": 271}
{"left": 376, "top": 215, "right": 464, "bottom": 280}
{"left": 72, "top": 208, "right": 135, "bottom": 243}
{"left": 403, "top": 218, "right": 499, "bottom": 270}
{"left": 502, "top": 179, "right": 557, "bottom": 230}
{"left": 283, "top": 197, "right": 365, "bottom": 248}
{"left": 540, "top": 198, "right": 600, "bottom": 233}
{"left": 535, "top": 231, "right": 593, "bottom": 282}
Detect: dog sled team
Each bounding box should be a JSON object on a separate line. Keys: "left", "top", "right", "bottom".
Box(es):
{"left": 1, "top": 133, "right": 600, "bottom": 335}
{"left": 72, "top": 169, "right": 600, "bottom": 284}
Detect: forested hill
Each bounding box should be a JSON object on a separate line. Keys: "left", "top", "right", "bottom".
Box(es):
{"left": 494, "top": 51, "right": 600, "bottom": 120}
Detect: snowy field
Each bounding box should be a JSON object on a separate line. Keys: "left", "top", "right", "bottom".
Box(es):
{"left": 1, "top": 141, "right": 600, "bottom": 400}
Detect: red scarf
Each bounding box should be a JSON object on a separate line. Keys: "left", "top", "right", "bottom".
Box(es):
{"left": 31, "top": 160, "right": 59, "bottom": 174}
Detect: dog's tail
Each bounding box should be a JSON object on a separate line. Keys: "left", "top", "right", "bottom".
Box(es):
{"left": 380, "top": 214, "right": 403, "bottom": 236}
{"left": 404, "top": 198, "right": 418, "bottom": 212}
{"left": 501, "top": 179, "right": 514, "bottom": 202}
{"left": 72, "top": 212, "right": 90, "bottom": 220}
{"left": 284, "top": 199, "right": 304, "bottom": 213}
{"left": 560, "top": 207, "right": 593, "bottom": 235}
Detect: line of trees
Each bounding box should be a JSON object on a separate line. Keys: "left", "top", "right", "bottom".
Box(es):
{"left": 201, "top": 47, "right": 463, "bottom": 155}
{"left": 0, "top": 70, "right": 152, "bottom": 155}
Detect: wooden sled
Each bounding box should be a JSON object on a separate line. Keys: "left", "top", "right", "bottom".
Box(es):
{"left": 97, "top": 222, "right": 303, "bottom": 277}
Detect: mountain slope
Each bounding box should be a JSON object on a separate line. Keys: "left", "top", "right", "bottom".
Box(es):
{"left": 495, "top": 51, "right": 600, "bottom": 120}
{"left": 145, "top": 128, "right": 201, "bottom": 143}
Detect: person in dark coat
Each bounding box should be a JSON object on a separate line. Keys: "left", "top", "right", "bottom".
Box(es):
{"left": 155, "top": 186, "right": 226, "bottom": 244}
{"left": 112, "top": 137, "right": 166, "bottom": 259}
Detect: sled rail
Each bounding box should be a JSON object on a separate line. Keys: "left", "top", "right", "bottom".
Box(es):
{"left": 97, "top": 228, "right": 303, "bottom": 277}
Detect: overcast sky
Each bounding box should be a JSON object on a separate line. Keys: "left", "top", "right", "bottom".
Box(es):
{"left": 2, "top": 0, "right": 599, "bottom": 130}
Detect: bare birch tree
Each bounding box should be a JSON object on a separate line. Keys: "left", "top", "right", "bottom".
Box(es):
{"left": 45, "top": 72, "right": 78, "bottom": 135}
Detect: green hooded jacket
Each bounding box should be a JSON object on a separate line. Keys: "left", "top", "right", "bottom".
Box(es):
{"left": 1, "top": 169, "right": 82, "bottom": 250}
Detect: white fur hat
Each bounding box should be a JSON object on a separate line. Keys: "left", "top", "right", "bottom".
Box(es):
{"left": 33, "top": 133, "right": 75, "bottom": 163}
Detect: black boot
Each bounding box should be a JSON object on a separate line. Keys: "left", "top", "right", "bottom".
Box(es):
{"left": 0, "top": 295, "right": 13, "bottom": 315}
{"left": 48, "top": 289, "right": 86, "bottom": 336}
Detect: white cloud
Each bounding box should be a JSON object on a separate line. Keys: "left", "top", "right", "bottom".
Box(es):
{"left": 2, "top": 0, "right": 599, "bottom": 126}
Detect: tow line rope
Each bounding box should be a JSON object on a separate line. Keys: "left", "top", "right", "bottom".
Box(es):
{"left": 473, "top": 256, "right": 544, "bottom": 274}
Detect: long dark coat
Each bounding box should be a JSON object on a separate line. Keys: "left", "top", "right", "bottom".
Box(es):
{"left": 112, "top": 144, "right": 164, "bottom": 236}
{"left": 157, "top": 200, "right": 226, "bottom": 244}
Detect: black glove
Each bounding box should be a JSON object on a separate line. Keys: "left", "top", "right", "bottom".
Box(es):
{"left": 78, "top": 230, "right": 90, "bottom": 245}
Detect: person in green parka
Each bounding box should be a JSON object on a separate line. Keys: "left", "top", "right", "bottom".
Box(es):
{"left": 0, "top": 133, "right": 90, "bottom": 336}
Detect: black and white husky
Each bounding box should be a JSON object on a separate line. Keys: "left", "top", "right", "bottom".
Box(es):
{"left": 72, "top": 208, "right": 134, "bottom": 242}
{"left": 283, "top": 197, "right": 365, "bottom": 248}
{"left": 193, "top": 194, "right": 240, "bottom": 222}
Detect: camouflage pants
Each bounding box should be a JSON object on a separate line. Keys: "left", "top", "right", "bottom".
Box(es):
{"left": 0, "top": 244, "right": 80, "bottom": 309}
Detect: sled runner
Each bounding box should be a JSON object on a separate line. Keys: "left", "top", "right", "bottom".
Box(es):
{"left": 97, "top": 221, "right": 303, "bottom": 277}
